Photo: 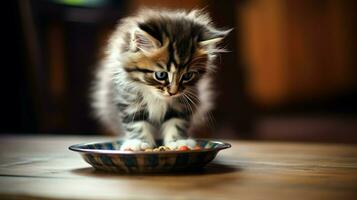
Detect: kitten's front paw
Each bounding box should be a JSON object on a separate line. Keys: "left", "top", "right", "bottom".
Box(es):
{"left": 120, "top": 139, "right": 154, "bottom": 151}
{"left": 165, "top": 139, "right": 197, "bottom": 150}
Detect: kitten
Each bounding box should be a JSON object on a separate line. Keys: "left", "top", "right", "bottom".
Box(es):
{"left": 91, "top": 9, "right": 230, "bottom": 151}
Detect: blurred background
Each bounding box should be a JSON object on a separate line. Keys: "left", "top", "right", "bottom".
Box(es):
{"left": 2, "top": 0, "right": 357, "bottom": 143}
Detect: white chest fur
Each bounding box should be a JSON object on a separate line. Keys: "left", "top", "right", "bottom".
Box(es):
{"left": 142, "top": 93, "right": 168, "bottom": 123}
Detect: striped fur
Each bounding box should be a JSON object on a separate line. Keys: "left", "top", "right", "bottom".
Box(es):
{"left": 91, "top": 8, "right": 230, "bottom": 150}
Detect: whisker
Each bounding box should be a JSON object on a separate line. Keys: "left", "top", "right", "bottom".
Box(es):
{"left": 184, "top": 89, "right": 216, "bottom": 131}
{"left": 182, "top": 93, "right": 195, "bottom": 115}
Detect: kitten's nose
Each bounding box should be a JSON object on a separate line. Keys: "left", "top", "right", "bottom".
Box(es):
{"left": 168, "top": 91, "right": 177, "bottom": 96}
{"left": 169, "top": 76, "right": 179, "bottom": 96}
{"left": 168, "top": 86, "right": 178, "bottom": 96}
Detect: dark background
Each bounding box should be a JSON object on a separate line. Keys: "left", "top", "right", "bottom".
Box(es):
{"left": 2, "top": 0, "right": 357, "bottom": 143}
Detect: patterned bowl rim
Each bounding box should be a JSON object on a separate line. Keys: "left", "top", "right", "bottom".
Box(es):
{"left": 68, "top": 139, "right": 231, "bottom": 155}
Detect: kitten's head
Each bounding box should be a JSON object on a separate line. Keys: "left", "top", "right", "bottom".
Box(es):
{"left": 118, "top": 9, "right": 230, "bottom": 99}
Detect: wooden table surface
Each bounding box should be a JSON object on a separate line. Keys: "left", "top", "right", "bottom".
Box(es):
{"left": 0, "top": 135, "right": 356, "bottom": 200}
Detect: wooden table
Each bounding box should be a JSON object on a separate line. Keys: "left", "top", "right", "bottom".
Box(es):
{"left": 0, "top": 135, "right": 356, "bottom": 200}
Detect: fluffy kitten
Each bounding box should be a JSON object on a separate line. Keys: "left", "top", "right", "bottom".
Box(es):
{"left": 91, "top": 9, "right": 230, "bottom": 151}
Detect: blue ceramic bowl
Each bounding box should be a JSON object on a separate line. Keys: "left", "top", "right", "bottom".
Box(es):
{"left": 69, "top": 139, "right": 231, "bottom": 173}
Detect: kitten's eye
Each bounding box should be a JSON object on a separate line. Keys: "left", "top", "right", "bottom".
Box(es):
{"left": 182, "top": 72, "right": 195, "bottom": 82}
{"left": 154, "top": 71, "right": 168, "bottom": 81}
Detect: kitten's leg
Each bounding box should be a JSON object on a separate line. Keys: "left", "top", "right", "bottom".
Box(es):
{"left": 120, "top": 121, "right": 156, "bottom": 151}
{"left": 117, "top": 101, "right": 156, "bottom": 151}
{"left": 162, "top": 118, "right": 196, "bottom": 149}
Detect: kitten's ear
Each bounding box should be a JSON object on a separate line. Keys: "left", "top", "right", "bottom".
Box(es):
{"left": 199, "top": 28, "right": 232, "bottom": 47}
{"left": 133, "top": 29, "right": 161, "bottom": 53}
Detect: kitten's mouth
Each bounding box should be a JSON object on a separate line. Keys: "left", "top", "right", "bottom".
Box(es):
{"left": 162, "top": 93, "right": 181, "bottom": 98}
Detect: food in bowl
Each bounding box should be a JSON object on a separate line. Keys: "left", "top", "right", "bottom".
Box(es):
{"left": 124, "top": 145, "right": 202, "bottom": 152}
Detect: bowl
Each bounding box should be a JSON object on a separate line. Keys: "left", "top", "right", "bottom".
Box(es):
{"left": 69, "top": 139, "right": 231, "bottom": 173}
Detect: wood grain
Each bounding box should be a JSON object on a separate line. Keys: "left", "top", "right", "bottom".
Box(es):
{"left": 0, "top": 135, "right": 356, "bottom": 200}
